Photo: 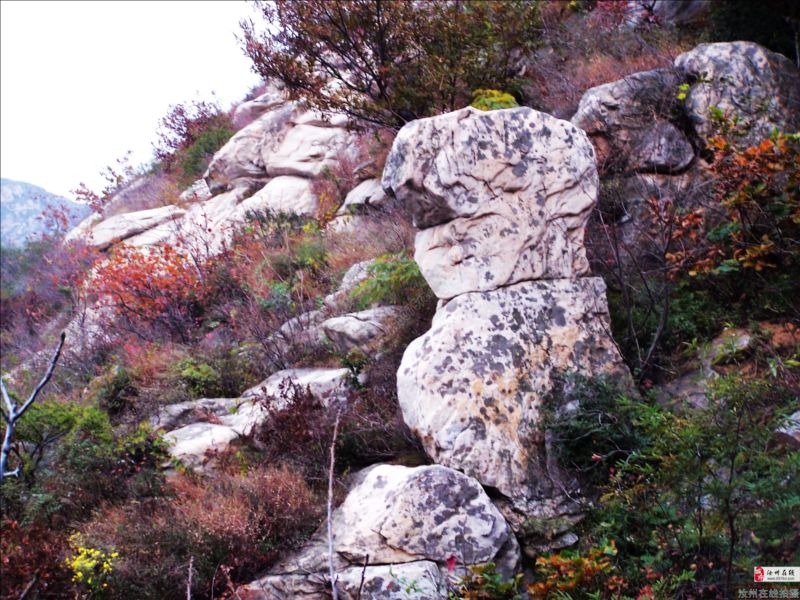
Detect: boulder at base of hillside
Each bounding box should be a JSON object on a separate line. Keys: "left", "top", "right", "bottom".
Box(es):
{"left": 382, "top": 106, "right": 597, "bottom": 300}
{"left": 242, "top": 367, "right": 355, "bottom": 409}
{"left": 320, "top": 306, "right": 401, "bottom": 353}
{"left": 238, "top": 175, "right": 317, "bottom": 216}
{"left": 336, "top": 178, "right": 387, "bottom": 215}
{"left": 397, "top": 278, "right": 630, "bottom": 542}
{"left": 675, "top": 41, "right": 800, "bottom": 146}
{"left": 239, "top": 464, "right": 519, "bottom": 599}
{"left": 83, "top": 205, "right": 185, "bottom": 250}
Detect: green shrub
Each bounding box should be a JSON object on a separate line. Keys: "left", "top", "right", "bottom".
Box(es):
{"left": 555, "top": 374, "right": 800, "bottom": 596}
{"left": 450, "top": 561, "right": 523, "bottom": 599}
{"left": 470, "top": 89, "right": 519, "bottom": 111}
{"left": 350, "top": 252, "right": 432, "bottom": 309}
{"left": 86, "top": 364, "right": 134, "bottom": 415}
{"left": 176, "top": 358, "right": 221, "bottom": 398}
{"left": 176, "top": 125, "right": 234, "bottom": 184}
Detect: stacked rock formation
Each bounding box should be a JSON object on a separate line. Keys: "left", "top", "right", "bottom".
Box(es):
{"left": 384, "top": 106, "right": 631, "bottom": 551}
{"left": 570, "top": 41, "right": 800, "bottom": 268}
{"left": 240, "top": 105, "right": 631, "bottom": 598}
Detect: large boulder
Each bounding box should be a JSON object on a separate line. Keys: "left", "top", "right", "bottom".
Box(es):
{"left": 397, "top": 279, "right": 628, "bottom": 539}
{"left": 383, "top": 106, "right": 597, "bottom": 300}
{"left": 265, "top": 121, "right": 350, "bottom": 178}
{"left": 386, "top": 107, "right": 632, "bottom": 549}
{"left": 205, "top": 103, "right": 295, "bottom": 194}
{"left": 675, "top": 41, "right": 800, "bottom": 146}
{"left": 570, "top": 68, "right": 693, "bottom": 174}
{"left": 240, "top": 464, "right": 519, "bottom": 599}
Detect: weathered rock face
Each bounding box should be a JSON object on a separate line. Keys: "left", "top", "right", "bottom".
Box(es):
{"left": 675, "top": 41, "right": 800, "bottom": 146}
{"left": 384, "top": 106, "right": 631, "bottom": 551}
{"left": 383, "top": 106, "right": 597, "bottom": 300}
{"left": 570, "top": 68, "right": 692, "bottom": 174}
{"left": 240, "top": 464, "right": 519, "bottom": 599}
{"left": 397, "top": 279, "right": 627, "bottom": 528}
{"left": 157, "top": 367, "right": 356, "bottom": 471}
{"left": 266, "top": 122, "right": 351, "bottom": 178}
{"left": 205, "top": 103, "right": 295, "bottom": 193}
{"left": 320, "top": 306, "right": 401, "bottom": 354}
{"left": 81, "top": 205, "right": 185, "bottom": 250}
{"left": 238, "top": 175, "right": 317, "bottom": 216}
{"left": 572, "top": 41, "right": 799, "bottom": 272}
{"left": 336, "top": 178, "right": 388, "bottom": 215}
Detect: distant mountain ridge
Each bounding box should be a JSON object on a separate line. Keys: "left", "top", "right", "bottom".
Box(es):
{"left": 0, "top": 178, "right": 91, "bottom": 248}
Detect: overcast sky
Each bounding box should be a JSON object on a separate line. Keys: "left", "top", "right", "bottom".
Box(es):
{"left": 1, "top": 0, "right": 262, "bottom": 197}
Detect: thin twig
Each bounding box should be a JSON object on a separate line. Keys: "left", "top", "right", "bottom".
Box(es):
{"left": 356, "top": 554, "right": 370, "bottom": 600}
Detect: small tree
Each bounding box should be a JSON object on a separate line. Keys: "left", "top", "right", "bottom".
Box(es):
{"left": 1, "top": 332, "right": 65, "bottom": 484}
{"left": 240, "top": 0, "right": 541, "bottom": 129}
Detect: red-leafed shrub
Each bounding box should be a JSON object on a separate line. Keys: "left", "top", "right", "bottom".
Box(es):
{"left": 0, "top": 520, "right": 72, "bottom": 600}
{"left": 93, "top": 244, "right": 207, "bottom": 343}
{"left": 80, "top": 466, "right": 322, "bottom": 599}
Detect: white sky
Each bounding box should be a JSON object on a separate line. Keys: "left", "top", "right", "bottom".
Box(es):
{"left": 1, "top": 0, "right": 262, "bottom": 197}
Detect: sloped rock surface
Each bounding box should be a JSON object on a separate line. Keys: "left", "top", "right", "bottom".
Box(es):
{"left": 238, "top": 175, "right": 317, "bottom": 216}
{"left": 240, "top": 464, "right": 519, "bottom": 599}
{"left": 266, "top": 122, "right": 350, "bottom": 178}
{"left": 383, "top": 106, "right": 597, "bottom": 300}
{"left": 242, "top": 367, "right": 353, "bottom": 408}
{"left": 232, "top": 83, "right": 289, "bottom": 126}
{"left": 336, "top": 178, "right": 387, "bottom": 215}
{"left": 320, "top": 306, "right": 401, "bottom": 353}
{"left": 675, "top": 41, "right": 800, "bottom": 145}
{"left": 79, "top": 204, "right": 185, "bottom": 250}
{"left": 160, "top": 367, "right": 355, "bottom": 470}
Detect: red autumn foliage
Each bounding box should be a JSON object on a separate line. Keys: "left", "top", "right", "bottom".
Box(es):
{"left": 664, "top": 129, "right": 800, "bottom": 277}
{"left": 92, "top": 244, "right": 206, "bottom": 342}
{"left": 0, "top": 520, "right": 72, "bottom": 600}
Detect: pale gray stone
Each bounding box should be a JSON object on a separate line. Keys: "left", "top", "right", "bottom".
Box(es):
{"left": 383, "top": 106, "right": 597, "bottom": 300}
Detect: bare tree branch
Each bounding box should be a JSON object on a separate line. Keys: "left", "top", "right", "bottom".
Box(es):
{"left": 0, "top": 332, "right": 66, "bottom": 484}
